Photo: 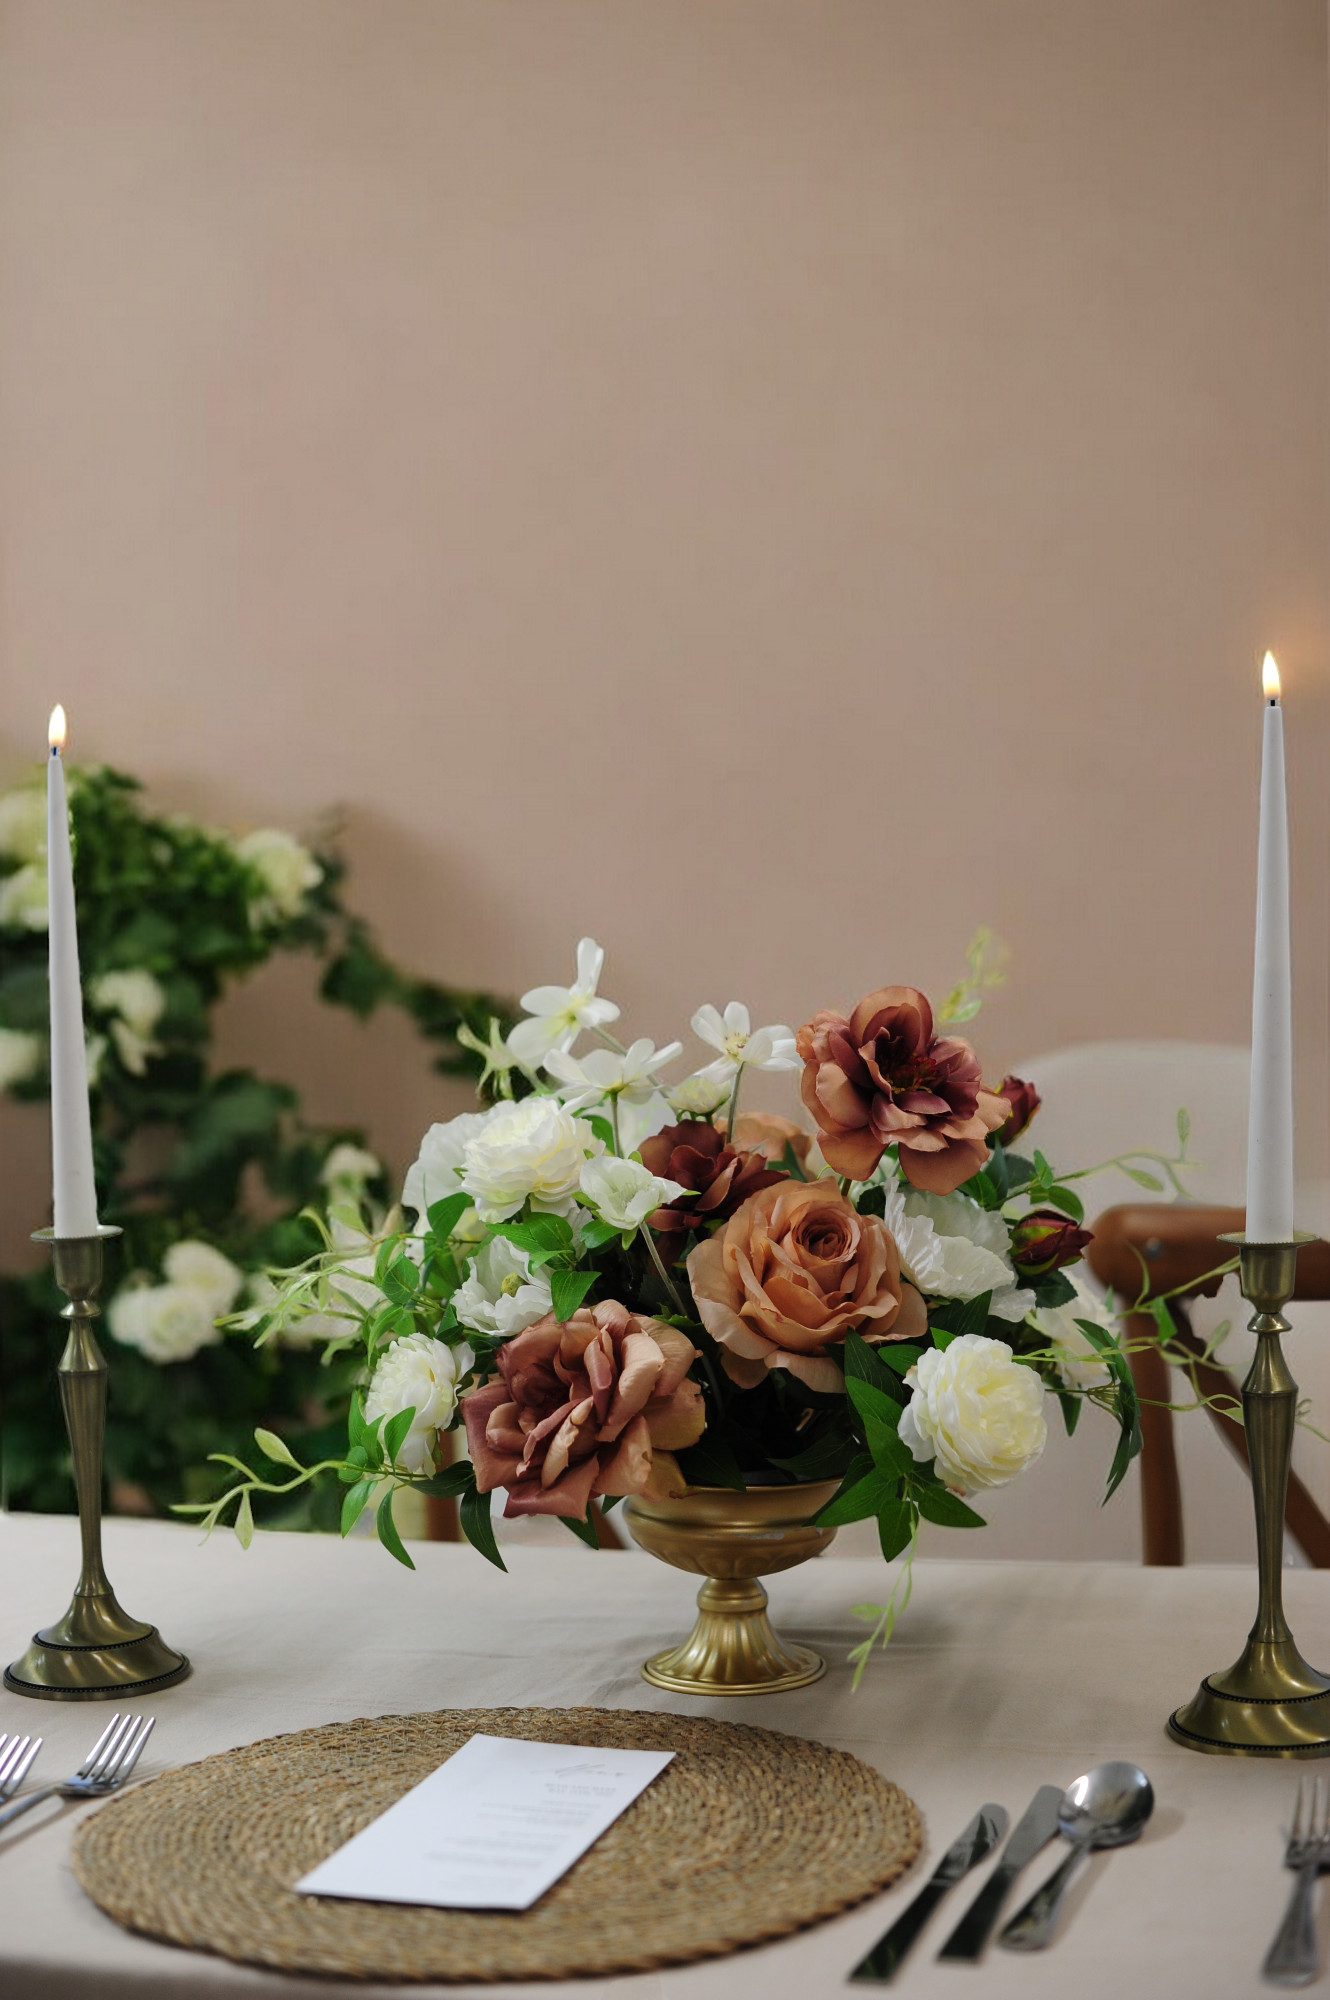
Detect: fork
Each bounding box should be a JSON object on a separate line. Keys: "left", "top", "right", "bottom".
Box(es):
{"left": 0, "top": 1734, "right": 42, "bottom": 1802}
{"left": 1263, "top": 1774, "right": 1330, "bottom": 1986}
{"left": 0, "top": 1713, "right": 154, "bottom": 1836}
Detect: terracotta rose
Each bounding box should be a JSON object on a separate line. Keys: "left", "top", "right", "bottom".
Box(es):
{"left": 797, "top": 985, "right": 1007, "bottom": 1193}
{"left": 639, "top": 1121, "right": 783, "bottom": 1235}
{"left": 686, "top": 1179, "right": 926, "bottom": 1394}
{"left": 461, "top": 1301, "right": 705, "bottom": 1519}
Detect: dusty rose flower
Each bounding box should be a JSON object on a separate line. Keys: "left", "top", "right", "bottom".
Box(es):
{"left": 639, "top": 1122, "right": 783, "bottom": 1236}
{"left": 726, "top": 1111, "right": 816, "bottom": 1170}
{"left": 1009, "top": 1209, "right": 1093, "bottom": 1278}
{"left": 461, "top": 1301, "right": 705, "bottom": 1519}
{"left": 994, "top": 1075, "right": 1041, "bottom": 1148}
{"left": 797, "top": 986, "right": 1008, "bottom": 1193}
{"left": 686, "top": 1179, "right": 926, "bottom": 1394}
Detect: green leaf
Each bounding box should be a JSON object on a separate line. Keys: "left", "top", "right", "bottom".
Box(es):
{"left": 915, "top": 1484, "right": 986, "bottom": 1528}
{"left": 495, "top": 1216, "right": 574, "bottom": 1264}
{"left": 1004, "top": 1152, "right": 1034, "bottom": 1193}
{"left": 426, "top": 1192, "right": 473, "bottom": 1240}
{"left": 376, "top": 1488, "right": 416, "bottom": 1569}
{"left": 1123, "top": 1166, "right": 1164, "bottom": 1192}
{"left": 1073, "top": 1318, "right": 1143, "bottom": 1502}
{"left": 559, "top": 1508, "right": 602, "bottom": 1550}
{"left": 382, "top": 1405, "right": 416, "bottom": 1467}
{"left": 578, "top": 1216, "right": 620, "bottom": 1251}
{"left": 877, "top": 1496, "right": 916, "bottom": 1562}
{"left": 676, "top": 1429, "right": 747, "bottom": 1492}
{"left": 340, "top": 1475, "right": 377, "bottom": 1536}
{"left": 586, "top": 1114, "right": 614, "bottom": 1149}
{"left": 929, "top": 1293, "right": 992, "bottom": 1341}
{"left": 769, "top": 1427, "right": 858, "bottom": 1481}
{"left": 1177, "top": 1106, "right": 1191, "bottom": 1149}
{"left": 778, "top": 1140, "right": 809, "bottom": 1182}
{"left": 382, "top": 1254, "right": 419, "bottom": 1308}
{"left": 845, "top": 1376, "right": 913, "bottom": 1475}
{"left": 1043, "top": 1184, "right": 1085, "bottom": 1223}
{"left": 460, "top": 1486, "right": 507, "bottom": 1571}
{"left": 1031, "top": 1269, "right": 1076, "bottom": 1308}
{"left": 414, "top": 1462, "right": 476, "bottom": 1499}
{"left": 872, "top": 1343, "right": 922, "bottom": 1379}
{"left": 812, "top": 1462, "right": 899, "bottom": 1526}
{"left": 1058, "top": 1390, "right": 1082, "bottom": 1438}
{"left": 253, "top": 1427, "right": 301, "bottom": 1470}
{"left": 347, "top": 1394, "right": 384, "bottom": 1468}
{"left": 551, "top": 1269, "right": 596, "bottom": 1323}
{"left": 233, "top": 1488, "right": 255, "bottom": 1549}
{"left": 841, "top": 1329, "right": 904, "bottom": 1401}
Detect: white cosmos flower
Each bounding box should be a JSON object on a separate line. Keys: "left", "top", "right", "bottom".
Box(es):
{"left": 460, "top": 1095, "right": 602, "bottom": 1224}
{"left": 0, "top": 862, "right": 48, "bottom": 931}
{"left": 887, "top": 1186, "right": 1035, "bottom": 1324}
{"left": 898, "top": 1334, "right": 1047, "bottom": 1494}
{"left": 691, "top": 1002, "right": 798, "bottom": 1088}
{"left": 235, "top": 828, "right": 322, "bottom": 923}
{"left": 507, "top": 937, "right": 620, "bottom": 1068}
{"left": 90, "top": 968, "right": 167, "bottom": 1076}
{"left": 364, "top": 1332, "right": 474, "bottom": 1474}
{"left": 453, "top": 1235, "right": 554, "bottom": 1339}
{"left": 580, "top": 1155, "right": 684, "bottom": 1232}
{"left": 0, "top": 1027, "right": 42, "bottom": 1092}
{"left": 544, "top": 1037, "right": 682, "bottom": 1111}
{"left": 1030, "top": 1269, "right": 1115, "bottom": 1391}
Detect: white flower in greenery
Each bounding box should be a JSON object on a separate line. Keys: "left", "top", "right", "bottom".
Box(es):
{"left": 254, "top": 1214, "right": 385, "bottom": 1348}
{"left": 0, "top": 787, "right": 45, "bottom": 863}
{"left": 235, "top": 828, "right": 322, "bottom": 923}
{"left": 84, "top": 1033, "right": 107, "bottom": 1089}
{"left": 507, "top": 937, "right": 620, "bottom": 1068}
{"left": 898, "top": 1334, "right": 1047, "bottom": 1494}
{"left": 1030, "top": 1269, "right": 1115, "bottom": 1391}
{"left": 453, "top": 1235, "right": 553, "bottom": 1339}
{"left": 364, "top": 1332, "right": 474, "bottom": 1473}
{"left": 90, "top": 968, "right": 167, "bottom": 1076}
{"left": 881, "top": 1184, "right": 1035, "bottom": 1323}
{"left": 0, "top": 862, "right": 48, "bottom": 931}
{"left": 402, "top": 1110, "right": 495, "bottom": 1222}
{"left": 691, "top": 1002, "right": 798, "bottom": 1088}
{"left": 616, "top": 1089, "right": 675, "bottom": 1156}
{"left": 162, "top": 1240, "right": 245, "bottom": 1316}
{"left": 460, "top": 1095, "right": 602, "bottom": 1224}
{"left": 0, "top": 1027, "right": 42, "bottom": 1092}
{"left": 456, "top": 1016, "right": 526, "bottom": 1094}
{"left": 665, "top": 1072, "right": 732, "bottom": 1119}
{"left": 579, "top": 1155, "right": 684, "bottom": 1233}
{"left": 544, "top": 1037, "right": 682, "bottom": 1111}
{"left": 320, "top": 1143, "right": 382, "bottom": 1200}
{"left": 108, "top": 1239, "right": 244, "bottom": 1365}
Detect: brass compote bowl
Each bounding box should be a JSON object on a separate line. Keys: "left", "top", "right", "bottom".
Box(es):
{"left": 623, "top": 1480, "right": 840, "bottom": 1695}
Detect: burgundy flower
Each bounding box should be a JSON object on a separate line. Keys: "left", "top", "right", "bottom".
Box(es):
{"left": 797, "top": 985, "right": 1008, "bottom": 1193}
{"left": 994, "top": 1075, "right": 1041, "bottom": 1148}
{"left": 639, "top": 1122, "right": 784, "bottom": 1235}
{"left": 1010, "top": 1208, "right": 1093, "bottom": 1277}
{"left": 460, "top": 1301, "right": 705, "bottom": 1519}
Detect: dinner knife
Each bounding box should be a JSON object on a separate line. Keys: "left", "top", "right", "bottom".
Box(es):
{"left": 848, "top": 1804, "right": 1009, "bottom": 1982}
{"left": 935, "top": 1784, "right": 1064, "bottom": 1962}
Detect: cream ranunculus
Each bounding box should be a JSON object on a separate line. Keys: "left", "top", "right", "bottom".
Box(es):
{"left": 460, "top": 1096, "right": 602, "bottom": 1224}
{"left": 364, "top": 1332, "right": 474, "bottom": 1473}
{"left": 235, "top": 827, "right": 322, "bottom": 923}
{"left": 0, "top": 787, "right": 45, "bottom": 863}
{"left": 579, "top": 1155, "right": 684, "bottom": 1232}
{"left": 898, "top": 1334, "right": 1047, "bottom": 1494}
{"left": 0, "top": 1027, "right": 43, "bottom": 1092}
{"left": 90, "top": 968, "right": 167, "bottom": 1076}
{"left": 0, "top": 862, "right": 48, "bottom": 931}
{"left": 401, "top": 1110, "right": 495, "bottom": 1222}
{"left": 452, "top": 1235, "right": 554, "bottom": 1339}
{"left": 885, "top": 1185, "right": 1035, "bottom": 1323}
{"left": 1029, "top": 1269, "right": 1115, "bottom": 1391}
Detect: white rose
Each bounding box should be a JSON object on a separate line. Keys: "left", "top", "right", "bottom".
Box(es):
{"left": 460, "top": 1095, "right": 602, "bottom": 1224}
{"left": 887, "top": 1186, "right": 1035, "bottom": 1324}
{"left": 579, "top": 1155, "right": 684, "bottom": 1232}
{"left": 235, "top": 828, "right": 322, "bottom": 922}
{"left": 452, "top": 1235, "right": 553, "bottom": 1338}
{"left": 364, "top": 1332, "right": 473, "bottom": 1473}
{"left": 402, "top": 1110, "right": 495, "bottom": 1223}
{"left": 320, "top": 1142, "right": 382, "bottom": 1200}
{"left": 108, "top": 1283, "right": 223, "bottom": 1365}
{"left": 0, "top": 787, "right": 45, "bottom": 863}
{"left": 0, "top": 863, "right": 48, "bottom": 931}
{"left": 898, "top": 1333, "right": 1047, "bottom": 1494}
{"left": 1030, "top": 1270, "right": 1115, "bottom": 1391}
{"left": 90, "top": 968, "right": 167, "bottom": 1076}
{"left": 0, "top": 1027, "right": 42, "bottom": 1092}
{"left": 162, "top": 1239, "right": 245, "bottom": 1317}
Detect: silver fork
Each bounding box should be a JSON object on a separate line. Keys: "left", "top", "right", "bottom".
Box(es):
{"left": 0, "top": 1712, "right": 154, "bottom": 1836}
{"left": 1263, "top": 1774, "right": 1330, "bottom": 1986}
{"left": 0, "top": 1734, "right": 42, "bottom": 1801}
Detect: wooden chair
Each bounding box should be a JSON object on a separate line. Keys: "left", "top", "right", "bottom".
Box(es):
{"left": 1087, "top": 1204, "right": 1330, "bottom": 1566}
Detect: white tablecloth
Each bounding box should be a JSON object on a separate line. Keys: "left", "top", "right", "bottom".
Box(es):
{"left": 0, "top": 1512, "right": 1321, "bottom": 1999}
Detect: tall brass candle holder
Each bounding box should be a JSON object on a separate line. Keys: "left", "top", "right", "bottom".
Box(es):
{"left": 1169, "top": 1233, "right": 1330, "bottom": 1756}
{"left": 5, "top": 1227, "right": 190, "bottom": 1701}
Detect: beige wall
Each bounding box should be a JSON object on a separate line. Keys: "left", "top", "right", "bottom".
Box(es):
{"left": 2, "top": 0, "right": 1327, "bottom": 1233}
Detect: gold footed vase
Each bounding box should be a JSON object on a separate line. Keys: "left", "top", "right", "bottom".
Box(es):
{"left": 623, "top": 1480, "right": 840, "bottom": 1695}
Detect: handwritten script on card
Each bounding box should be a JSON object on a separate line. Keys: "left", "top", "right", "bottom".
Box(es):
{"left": 295, "top": 1734, "right": 675, "bottom": 1910}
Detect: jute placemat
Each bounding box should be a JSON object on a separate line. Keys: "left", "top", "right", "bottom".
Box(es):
{"left": 72, "top": 1706, "right": 921, "bottom": 1983}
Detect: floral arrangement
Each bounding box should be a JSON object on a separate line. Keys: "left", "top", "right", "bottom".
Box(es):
{"left": 0, "top": 762, "right": 511, "bottom": 1518}
{"left": 199, "top": 936, "right": 1191, "bottom": 1649}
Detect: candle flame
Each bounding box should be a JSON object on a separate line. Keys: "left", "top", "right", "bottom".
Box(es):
{"left": 47, "top": 704, "right": 67, "bottom": 750}
{"left": 1262, "top": 652, "right": 1281, "bottom": 702}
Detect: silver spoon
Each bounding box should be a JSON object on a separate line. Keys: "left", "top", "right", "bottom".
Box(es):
{"left": 998, "top": 1761, "right": 1154, "bottom": 1951}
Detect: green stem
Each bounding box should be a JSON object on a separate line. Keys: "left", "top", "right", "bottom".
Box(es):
{"left": 724, "top": 1068, "right": 743, "bottom": 1144}
{"left": 639, "top": 1222, "right": 689, "bottom": 1317}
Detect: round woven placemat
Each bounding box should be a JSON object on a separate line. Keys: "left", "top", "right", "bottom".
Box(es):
{"left": 72, "top": 1706, "right": 921, "bottom": 1983}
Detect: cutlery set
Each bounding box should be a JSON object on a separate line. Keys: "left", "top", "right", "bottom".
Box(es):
{"left": 0, "top": 1712, "right": 156, "bottom": 1836}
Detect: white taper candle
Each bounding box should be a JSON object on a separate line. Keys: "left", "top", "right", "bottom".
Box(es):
{"left": 1244, "top": 653, "right": 1295, "bottom": 1242}
{"left": 46, "top": 705, "right": 99, "bottom": 1237}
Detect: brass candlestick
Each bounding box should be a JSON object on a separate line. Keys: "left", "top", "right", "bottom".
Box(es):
{"left": 5, "top": 1228, "right": 190, "bottom": 1700}
{"left": 1169, "top": 1233, "right": 1330, "bottom": 1756}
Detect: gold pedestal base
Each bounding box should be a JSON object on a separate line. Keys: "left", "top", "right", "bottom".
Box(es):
{"left": 642, "top": 1577, "right": 826, "bottom": 1695}
{"left": 1169, "top": 1639, "right": 1330, "bottom": 1758}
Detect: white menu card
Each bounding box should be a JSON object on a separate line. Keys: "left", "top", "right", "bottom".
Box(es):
{"left": 295, "top": 1733, "right": 674, "bottom": 1911}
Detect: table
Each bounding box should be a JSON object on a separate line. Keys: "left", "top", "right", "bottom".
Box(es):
{"left": 0, "top": 1513, "right": 1321, "bottom": 2000}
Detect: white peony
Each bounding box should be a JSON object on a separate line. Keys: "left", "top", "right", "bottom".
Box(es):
{"left": 452, "top": 1235, "right": 553, "bottom": 1338}
{"left": 579, "top": 1155, "right": 684, "bottom": 1232}
{"left": 898, "top": 1334, "right": 1047, "bottom": 1494}
{"left": 0, "top": 787, "right": 45, "bottom": 863}
{"left": 364, "top": 1332, "right": 473, "bottom": 1473}
{"left": 1029, "top": 1269, "right": 1115, "bottom": 1391}
{"left": 885, "top": 1186, "right": 1035, "bottom": 1324}
{"left": 401, "top": 1110, "right": 495, "bottom": 1222}
{"left": 108, "top": 1241, "right": 243, "bottom": 1365}
{"left": 460, "top": 1095, "right": 602, "bottom": 1224}
{"left": 320, "top": 1142, "right": 382, "bottom": 1200}
{"left": 507, "top": 936, "right": 620, "bottom": 1068}
{"left": 90, "top": 968, "right": 167, "bottom": 1075}
{"left": 690, "top": 1001, "right": 799, "bottom": 1088}
{"left": 235, "top": 828, "right": 322, "bottom": 923}
{"left": 0, "top": 1027, "right": 42, "bottom": 1092}
{"left": 0, "top": 863, "right": 48, "bottom": 931}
